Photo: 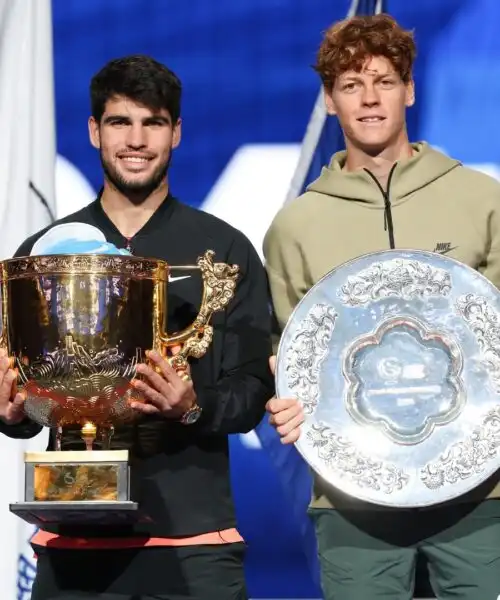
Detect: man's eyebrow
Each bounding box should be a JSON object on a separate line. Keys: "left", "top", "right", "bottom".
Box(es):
{"left": 102, "top": 114, "right": 130, "bottom": 123}
{"left": 340, "top": 68, "right": 397, "bottom": 81}
{"left": 143, "top": 115, "right": 171, "bottom": 125}
{"left": 102, "top": 114, "right": 172, "bottom": 124}
{"left": 364, "top": 69, "right": 397, "bottom": 78}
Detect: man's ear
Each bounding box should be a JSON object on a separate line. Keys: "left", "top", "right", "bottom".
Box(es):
{"left": 324, "top": 87, "right": 337, "bottom": 116}
{"left": 172, "top": 118, "right": 182, "bottom": 149}
{"left": 88, "top": 116, "right": 100, "bottom": 149}
{"left": 405, "top": 80, "right": 415, "bottom": 108}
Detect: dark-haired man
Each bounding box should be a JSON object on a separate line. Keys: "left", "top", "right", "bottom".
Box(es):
{"left": 265, "top": 14, "right": 500, "bottom": 600}
{"left": 0, "top": 55, "right": 273, "bottom": 600}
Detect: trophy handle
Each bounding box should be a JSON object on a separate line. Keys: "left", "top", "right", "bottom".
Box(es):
{"left": 159, "top": 250, "right": 239, "bottom": 370}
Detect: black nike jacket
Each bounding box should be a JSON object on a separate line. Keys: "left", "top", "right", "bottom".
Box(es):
{"left": 1, "top": 195, "right": 274, "bottom": 539}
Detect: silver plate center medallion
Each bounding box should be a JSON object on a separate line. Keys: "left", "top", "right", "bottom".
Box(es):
{"left": 343, "top": 315, "right": 465, "bottom": 445}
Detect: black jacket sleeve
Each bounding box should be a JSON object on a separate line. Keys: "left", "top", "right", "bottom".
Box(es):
{"left": 0, "top": 237, "right": 46, "bottom": 440}
{"left": 194, "top": 232, "right": 275, "bottom": 434}
{"left": 0, "top": 419, "right": 43, "bottom": 439}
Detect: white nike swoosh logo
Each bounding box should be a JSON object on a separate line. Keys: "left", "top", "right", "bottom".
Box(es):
{"left": 168, "top": 275, "right": 191, "bottom": 283}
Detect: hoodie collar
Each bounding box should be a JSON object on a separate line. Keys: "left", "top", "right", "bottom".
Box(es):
{"left": 306, "top": 142, "right": 461, "bottom": 206}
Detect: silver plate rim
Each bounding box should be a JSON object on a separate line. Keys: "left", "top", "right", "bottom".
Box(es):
{"left": 275, "top": 248, "right": 500, "bottom": 508}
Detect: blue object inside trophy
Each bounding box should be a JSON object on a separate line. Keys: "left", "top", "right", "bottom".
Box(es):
{"left": 29, "top": 222, "right": 132, "bottom": 256}
{"left": 42, "top": 238, "right": 132, "bottom": 256}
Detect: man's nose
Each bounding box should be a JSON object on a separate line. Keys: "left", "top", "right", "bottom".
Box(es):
{"left": 126, "top": 124, "right": 146, "bottom": 148}
{"left": 361, "top": 84, "right": 380, "bottom": 106}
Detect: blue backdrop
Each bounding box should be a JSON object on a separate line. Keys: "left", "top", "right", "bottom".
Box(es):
{"left": 51, "top": 1, "right": 500, "bottom": 596}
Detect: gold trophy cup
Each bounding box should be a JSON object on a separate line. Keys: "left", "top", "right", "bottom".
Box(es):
{"left": 1, "top": 250, "right": 238, "bottom": 526}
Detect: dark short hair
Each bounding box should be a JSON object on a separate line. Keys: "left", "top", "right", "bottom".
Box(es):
{"left": 90, "top": 54, "right": 182, "bottom": 123}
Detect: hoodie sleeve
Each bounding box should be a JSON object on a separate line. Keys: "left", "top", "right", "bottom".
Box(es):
{"left": 479, "top": 200, "right": 500, "bottom": 289}
{"left": 263, "top": 209, "right": 311, "bottom": 340}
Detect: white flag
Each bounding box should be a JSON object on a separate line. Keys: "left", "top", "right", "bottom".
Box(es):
{"left": 0, "top": 1, "right": 55, "bottom": 598}
{"left": 0, "top": 0, "right": 56, "bottom": 258}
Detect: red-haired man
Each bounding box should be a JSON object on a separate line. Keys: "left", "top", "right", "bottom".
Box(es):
{"left": 264, "top": 14, "right": 500, "bottom": 600}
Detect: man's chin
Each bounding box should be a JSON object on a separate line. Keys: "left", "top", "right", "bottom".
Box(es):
{"left": 356, "top": 138, "right": 392, "bottom": 157}
{"left": 109, "top": 179, "right": 163, "bottom": 204}
{"left": 119, "top": 177, "right": 153, "bottom": 191}
{"left": 101, "top": 159, "right": 169, "bottom": 201}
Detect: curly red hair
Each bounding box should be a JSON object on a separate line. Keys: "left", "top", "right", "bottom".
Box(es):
{"left": 315, "top": 14, "right": 416, "bottom": 89}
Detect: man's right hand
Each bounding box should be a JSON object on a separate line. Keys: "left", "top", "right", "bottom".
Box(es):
{"left": 0, "top": 349, "right": 25, "bottom": 425}
{"left": 266, "top": 356, "right": 304, "bottom": 444}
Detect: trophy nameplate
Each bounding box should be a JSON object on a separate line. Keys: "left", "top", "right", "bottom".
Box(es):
{"left": 276, "top": 249, "right": 500, "bottom": 508}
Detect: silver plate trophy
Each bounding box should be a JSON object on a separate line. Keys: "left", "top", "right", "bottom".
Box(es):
{"left": 275, "top": 249, "right": 500, "bottom": 508}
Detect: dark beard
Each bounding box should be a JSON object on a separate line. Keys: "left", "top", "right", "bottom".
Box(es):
{"left": 100, "top": 152, "right": 171, "bottom": 206}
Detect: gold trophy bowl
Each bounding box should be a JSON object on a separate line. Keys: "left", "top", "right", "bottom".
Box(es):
{"left": 1, "top": 250, "right": 238, "bottom": 526}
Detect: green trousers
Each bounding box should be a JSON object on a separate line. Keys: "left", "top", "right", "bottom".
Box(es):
{"left": 309, "top": 499, "right": 500, "bottom": 600}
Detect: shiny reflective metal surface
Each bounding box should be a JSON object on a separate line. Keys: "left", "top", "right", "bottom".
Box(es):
{"left": 0, "top": 251, "right": 238, "bottom": 445}
{"left": 276, "top": 250, "right": 500, "bottom": 507}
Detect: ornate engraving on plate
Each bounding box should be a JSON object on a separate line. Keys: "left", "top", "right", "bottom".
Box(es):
{"left": 307, "top": 422, "right": 409, "bottom": 493}
{"left": 343, "top": 316, "right": 465, "bottom": 445}
{"left": 456, "top": 294, "right": 500, "bottom": 392}
{"left": 420, "top": 405, "right": 500, "bottom": 489}
{"left": 339, "top": 259, "right": 451, "bottom": 307}
{"left": 285, "top": 304, "right": 337, "bottom": 415}
{"left": 418, "top": 295, "right": 500, "bottom": 489}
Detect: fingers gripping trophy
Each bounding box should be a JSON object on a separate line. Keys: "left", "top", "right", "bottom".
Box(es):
{"left": 0, "top": 224, "right": 239, "bottom": 526}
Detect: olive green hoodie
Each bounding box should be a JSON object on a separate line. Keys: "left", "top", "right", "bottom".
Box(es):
{"left": 264, "top": 141, "right": 500, "bottom": 508}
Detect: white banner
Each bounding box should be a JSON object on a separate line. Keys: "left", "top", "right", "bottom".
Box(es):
{"left": 0, "top": 0, "right": 55, "bottom": 597}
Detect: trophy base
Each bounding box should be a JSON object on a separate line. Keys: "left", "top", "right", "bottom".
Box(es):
{"left": 9, "top": 500, "right": 145, "bottom": 527}
{"left": 12, "top": 449, "right": 150, "bottom": 527}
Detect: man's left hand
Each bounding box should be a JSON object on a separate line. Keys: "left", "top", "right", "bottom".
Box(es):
{"left": 130, "top": 347, "right": 196, "bottom": 418}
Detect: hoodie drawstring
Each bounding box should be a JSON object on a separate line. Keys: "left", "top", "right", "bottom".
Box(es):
{"left": 364, "top": 164, "right": 398, "bottom": 249}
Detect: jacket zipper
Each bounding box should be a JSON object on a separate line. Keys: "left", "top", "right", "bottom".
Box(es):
{"left": 363, "top": 163, "right": 398, "bottom": 249}
{"left": 124, "top": 237, "right": 133, "bottom": 252}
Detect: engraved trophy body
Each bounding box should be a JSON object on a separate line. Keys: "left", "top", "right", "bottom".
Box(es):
{"left": 2, "top": 250, "right": 238, "bottom": 526}
{"left": 276, "top": 250, "right": 500, "bottom": 508}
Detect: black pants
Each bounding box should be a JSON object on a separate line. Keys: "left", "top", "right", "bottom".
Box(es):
{"left": 30, "top": 543, "right": 247, "bottom": 600}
